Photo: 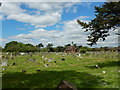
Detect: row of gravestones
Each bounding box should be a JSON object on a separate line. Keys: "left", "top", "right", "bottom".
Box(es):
{"left": 1, "top": 52, "right": 81, "bottom": 73}
{"left": 88, "top": 51, "right": 118, "bottom": 58}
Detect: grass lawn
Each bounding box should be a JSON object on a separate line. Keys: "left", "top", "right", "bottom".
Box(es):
{"left": 1, "top": 52, "right": 119, "bottom": 89}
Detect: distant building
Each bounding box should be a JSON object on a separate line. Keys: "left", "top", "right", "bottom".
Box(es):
{"left": 64, "top": 46, "right": 78, "bottom": 53}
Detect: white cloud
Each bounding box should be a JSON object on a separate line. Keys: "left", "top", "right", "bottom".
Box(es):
{"left": 7, "top": 12, "right": 61, "bottom": 28}
{"left": 0, "top": 2, "right": 24, "bottom": 15}
{"left": 0, "top": 38, "right": 8, "bottom": 42}
{"left": 1, "top": 2, "right": 118, "bottom": 47}
{"left": 1, "top": 2, "right": 78, "bottom": 28}
{"left": 77, "top": 16, "right": 90, "bottom": 19}
{"left": 8, "top": 18, "right": 118, "bottom": 47}
{"left": 8, "top": 18, "right": 89, "bottom": 46}
{"left": 92, "top": 29, "right": 118, "bottom": 47}
{"left": 0, "top": 38, "right": 9, "bottom": 47}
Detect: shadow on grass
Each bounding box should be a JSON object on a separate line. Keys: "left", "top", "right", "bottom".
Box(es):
{"left": 2, "top": 70, "right": 109, "bottom": 89}
{"left": 85, "top": 61, "right": 119, "bottom": 69}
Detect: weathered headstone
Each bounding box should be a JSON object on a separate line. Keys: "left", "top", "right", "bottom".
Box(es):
{"left": 2, "top": 68, "right": 6, "bottom": 71}
{"left": 29, "top": 59, "right": 36, "bottom": 62}
{"left": 56, "top": 80, "right": 77, "bottom": 90}
{"left": 48, "top": 59, "right": 52, "bottom": 63}
{"left": 1, "top": 61, "right": 8, "bottom": 66}
{"left": 22, "top": 70, "right": 26, "bottom": 73}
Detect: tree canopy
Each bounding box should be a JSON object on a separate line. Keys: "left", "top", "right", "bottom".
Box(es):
{"left": 77, "top": 2, "right": 120, "bottom": 46}
{"left": 36, "top": 43, "right": 44, "bottom": 49}
{"left": 0, "top": 2, "right": 2, "bottom": 7}
{"left": 4, "top": 41, "right": 39, "bottom": 53}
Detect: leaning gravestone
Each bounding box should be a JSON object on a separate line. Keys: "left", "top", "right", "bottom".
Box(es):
{"left": 56, "top": 80, "right": 77, "bottom": 90}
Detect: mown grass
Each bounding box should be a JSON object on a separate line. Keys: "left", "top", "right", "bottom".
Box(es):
{"left": 1, "top": 52, "right": 119, "bottom": 89}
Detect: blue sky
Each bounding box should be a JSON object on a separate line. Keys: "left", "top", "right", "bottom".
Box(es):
{"left": 0, "top": 2, "right": 118, "bottom": 47}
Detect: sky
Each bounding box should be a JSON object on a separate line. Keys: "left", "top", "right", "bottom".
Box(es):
{"left": 0, "top": 1, "right": 118, "bottom": 47}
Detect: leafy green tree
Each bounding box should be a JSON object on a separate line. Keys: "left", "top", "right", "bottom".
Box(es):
{"left": 36, "top": 43, "right": 44, "bottom": 49}
{"left": 24, "top": 43, "right": 39, "bottom": 53}
{"left": 46, "top": 43, "right": 53, "bottom": 48}
{"left": 0, "top": 46, "right": 2, "bottom": 52}
{"left": 56, "top": 46, "right": 65, "bottom": 52}
{"left": 64, "top": 44, "right": 71, "bottom": 48}
{"left": 36, "top": 43, "right": 44, "bottom": 52}
{"left": 4, "top": 41, "right": 39, "bottom": 53}
{"left": 46, "top": 43, "right": 54, "bottom": 52}
{"left": 77, "top": 2, "right": 120, "bottom": 46}
{"left": 4, "top": 41, "right": 19, "bottom": 52}
{"left": 40, "top": 48, "right": 49, "bottom": 52}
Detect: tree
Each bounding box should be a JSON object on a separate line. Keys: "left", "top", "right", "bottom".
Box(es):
{"left": 64, "top": 44, "right": 71, "bottom": 48}
{"left": 46, "top": 43, "right": 54, "bottom": 52}
{"left": 40, "top": 48, "right": 49, "bottom": 52}
{"left": 4, "top": 41, "right": 19, "bottom": 52}
{"left": 25, "top": 43, "right": 39, "bottom": 53}
{"left": 46, "top": 43, "right": 53, "bottom": 48}
{"left": 56, "top": 46, "right": 65, "bottom": 52}
{"left": 36, "top": 43, "right": 44, "bottom": 52}
{"left": 0, "top": 2, "right": 2, "bottom": 7}
{"left": 77, "top": 2, "right": 120, "bottom": 46}
{"left": 4, "top": 41, "right": 39, "bottom": 53}
{"left": 0, "top": 45, "right": 2, "bottom": 52}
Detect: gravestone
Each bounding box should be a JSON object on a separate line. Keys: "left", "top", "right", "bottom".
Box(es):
{"left": 2, "top": 68, "right": 6, "bottom": 71}
{"left": 22, "top": 69, "right": 26, "bottom": 72}
{"left": 48, "top": 59, "right": 52, "bottom": 63}
{"left": 44, "top": 64, "right": 49, "bottom": 67}
{"left": 2, "top": 56, "right": 5, "bottom": 59}
{"left": 12, "top": 62, "right": 16, "bottom": 65}
{"left": 36, "top": 70, "right": 41, "bottom": 73}
{"left": 61, "top": 58, "right": 65, "bottom": 61}
{"left": 1, "top": 58, "right": 8, "bottom": 66}
{"left": 95, "top": 65, "right": 100, "bottom": 69}
{"left": 54, "top": 61, "right": 56, "bottom": 63}
{"left": 56, "top": 80, "right": 77, "bottom": 90}
{"left": 1, "top": 61, "right": 8, "bottom": 66}
{"left": 29, "top": 59, "right": 36, "bottom": 62}
{"left": 11, "top": 57, "right": 14, "bottom": 60}
{"left": 43, "top": 61, "right": 46, "bottom": 63}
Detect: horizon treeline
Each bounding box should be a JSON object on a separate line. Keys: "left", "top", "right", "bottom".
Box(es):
{"left": 0, "top": 41, "right": 119, "bottom": 53}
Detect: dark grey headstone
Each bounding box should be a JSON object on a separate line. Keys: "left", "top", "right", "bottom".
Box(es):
{"left": 61, "top": 58, "right": 65, "bottom": 61}
{"left": 12, "top": 62, "right": 16, "bottom": 65}
{"left": 54, "top": 61, "right": 56, "bottom": 63}
{"left": 36, "top": 70, "right": 41, "bottom": 72}
{"left": 22, "top": 70, "right": 26, "bottom": 73}
{"left": 56, "top": 80, "right": 77, "bottom": 90}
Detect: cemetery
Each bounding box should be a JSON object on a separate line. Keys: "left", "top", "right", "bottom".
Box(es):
{"left": 0, "top": 1, "right": 119, "bottom": 89}
{"left": 0, "top": 50, "right": 119, "bottom": 89}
